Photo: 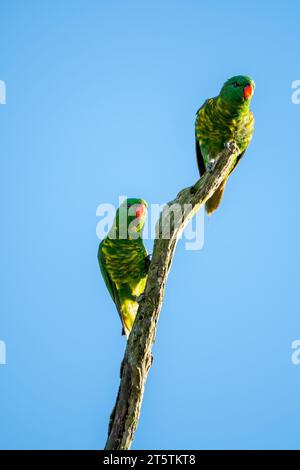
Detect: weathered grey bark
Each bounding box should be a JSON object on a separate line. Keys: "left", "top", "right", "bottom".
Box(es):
{"left": 104, "top": 142, "right": 239, "bottom": 450}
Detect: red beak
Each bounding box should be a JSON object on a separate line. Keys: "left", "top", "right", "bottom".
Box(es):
{"left": 244, "top": 84, "right": 253, "bottom": 100}
{"left": 135, "top": 205, "right": 145, "bottom": 219}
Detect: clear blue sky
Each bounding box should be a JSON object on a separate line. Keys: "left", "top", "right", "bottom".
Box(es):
{"left": 1, "top": 0, "right": 300, "bottom": 450}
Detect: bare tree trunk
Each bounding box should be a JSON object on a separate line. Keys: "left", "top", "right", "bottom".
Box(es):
{"left": 104, "top": 143, "right": 239, "bottom": 450}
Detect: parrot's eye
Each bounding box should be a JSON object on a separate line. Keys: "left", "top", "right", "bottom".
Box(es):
{"left": 232, "top": 82, "right": 239, "bottom": 88}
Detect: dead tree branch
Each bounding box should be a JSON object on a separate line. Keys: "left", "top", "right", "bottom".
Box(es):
{"left": 104, "top": 142, "right": 239, "bottom": 450}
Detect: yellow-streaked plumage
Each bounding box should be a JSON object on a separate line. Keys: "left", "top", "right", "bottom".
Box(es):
{"left": 98, "top": 199, "right": 149, "bottom": 338}
{"left": 195, "top": 76, "right": 255, "bottom": 214}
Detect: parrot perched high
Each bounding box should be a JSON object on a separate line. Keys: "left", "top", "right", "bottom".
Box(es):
{"left": 195, "top": 75, "right": 255, "bottom": 215}
{"left": 98, "top": 198, "right": 150, "bottom": 338}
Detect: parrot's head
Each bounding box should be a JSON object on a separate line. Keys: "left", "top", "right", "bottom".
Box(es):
{"left": 116, "top": 198, "right": 148, "bottom": 239}
{"left": 219, "top": 75, "right": 255, "bottom": 108}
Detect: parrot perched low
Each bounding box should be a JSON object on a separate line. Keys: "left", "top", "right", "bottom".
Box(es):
{"left": 98, "top": 198, "right": 150, "bottom": 338}
{"left": 195, "top": 75, "right": 255, "bottom": 215}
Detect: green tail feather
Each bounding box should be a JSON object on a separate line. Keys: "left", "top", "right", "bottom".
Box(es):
{"left": 206, "top": 181, "right": 226, "bottom": 215}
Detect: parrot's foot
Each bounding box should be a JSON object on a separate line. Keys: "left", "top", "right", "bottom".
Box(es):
{"left": 206, "top": 159, "right": 216, "bottom": 173}
{"left": 224, "top": 141, "right": 240, "bottom": 154}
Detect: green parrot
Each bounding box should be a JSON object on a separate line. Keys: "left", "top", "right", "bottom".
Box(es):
{"left": 98, "top": 198, "right": 150, "bottom": 338}
{"left": 195, "top": 75, "right": 255, "bottom": 214}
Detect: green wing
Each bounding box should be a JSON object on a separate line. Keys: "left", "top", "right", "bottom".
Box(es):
{"left": 98, "top": 240, "right": 126, "bottom": 335}
{"left": 98, "top": 241, "right": 116, "bottom": 303}
{"left": 195, "top": 104, "right": 207, "bottom": 176}
{"left": 195, "top": 137, "right": 206, "bottom": 176}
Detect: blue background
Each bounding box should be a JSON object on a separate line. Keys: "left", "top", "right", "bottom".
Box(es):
{"left": 1, "top": 0, "right": 299, "bottom": 450}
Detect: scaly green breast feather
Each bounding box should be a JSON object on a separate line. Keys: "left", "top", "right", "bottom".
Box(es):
{"left": 195, "top": 97, "right": 254, "bottom": 169}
